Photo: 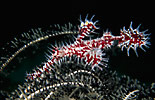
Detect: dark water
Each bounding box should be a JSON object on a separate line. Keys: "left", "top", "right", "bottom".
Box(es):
{"left": 0, "top": 5, "right": 154, "bottom": 98}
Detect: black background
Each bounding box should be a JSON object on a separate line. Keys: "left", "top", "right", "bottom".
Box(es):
{"left": 0, "top": 1, "right": 154, "bottom": 83}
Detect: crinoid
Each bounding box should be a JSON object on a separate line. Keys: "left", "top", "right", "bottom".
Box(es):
{"left": 0, "top": 15, "right": 154, "bottom": 100}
